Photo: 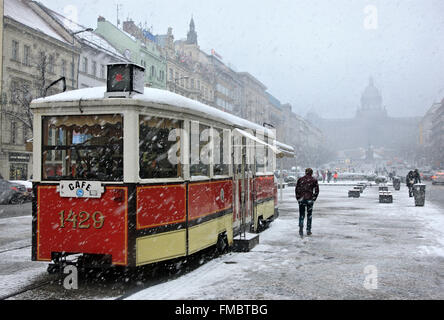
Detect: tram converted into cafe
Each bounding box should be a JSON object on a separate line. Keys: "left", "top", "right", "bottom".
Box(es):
{"left": 31, "top": 63, "right": 294, "bottom": 269}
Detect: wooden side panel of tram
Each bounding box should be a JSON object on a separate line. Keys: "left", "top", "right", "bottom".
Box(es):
{"left": 135, "top": 184, "right": 187, "bottom": 266}
{"left": 135, "top": 180, "right": 234, "bottom": 266}
{"left": 187, "top": 180, "right": 233, "bottom": 254}
{"left": 254, "top": 176, "right": 275, "bottom": 220}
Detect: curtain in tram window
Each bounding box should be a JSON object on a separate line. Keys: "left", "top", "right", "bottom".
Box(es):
{"left": 45, "top": 114, "right": 122, "bottom": 128}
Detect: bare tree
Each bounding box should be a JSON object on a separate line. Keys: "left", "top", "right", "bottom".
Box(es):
{"left": 1, "top": 51, "right": 61, "bottom": 135}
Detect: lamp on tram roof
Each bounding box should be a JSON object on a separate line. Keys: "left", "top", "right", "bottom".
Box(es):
{"left": 105, "top": 63, "right": 146, "bottom": 98}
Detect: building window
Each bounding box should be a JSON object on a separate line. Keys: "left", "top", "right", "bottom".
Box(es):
{"left": 169, "top": 68, "right": 173, "bottom": 81}
{"left": 92, "top": 61, "right": 97, "bottom": 77}
{"left": 23, "top": 127, "right": 30, "bottom": 144}
{"left": 23, "top": 45, "right": 31, "bottom": 66}
{"left": 11, "top": 122, "right": 17, "bottom": 144}
{"left": 12, "top": 40, "right": 19, "bottom": 61}
{"left": 100, "top": 65, "right": 106, "bottom": 79}
{"left": 48, "top": 55, "right": 55, "bottom": 73}
{"left": 70, "top": 62, "right": 75, "bottom": 80}
{"left": 150, "top": 66, "right": 155, "bottom": 78}
{"left": 82, "top": 57, "right": 88, "bottom": 73}
{"left": 61, "top": 60, "right": 67, "bottom": 77}
{"left": 9, "top": 80, "right": 18, "bottom": 104}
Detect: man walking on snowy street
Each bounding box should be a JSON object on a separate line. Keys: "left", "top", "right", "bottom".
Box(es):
{"left": 295, "top": 168, "right": 320, "bottom": 237}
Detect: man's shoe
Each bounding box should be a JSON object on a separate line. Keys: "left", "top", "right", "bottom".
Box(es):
{"left": 299, "top": 228, "right": 303, "bottom": 237}
{"left": 307, "top": 231, "right": 312, "bottom": 236}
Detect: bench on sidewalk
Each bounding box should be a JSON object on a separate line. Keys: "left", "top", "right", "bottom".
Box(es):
{"left": 348, "top": 189, "right": 360, "bottom": 198}
{"left": 379, "top": 191, "right": 393, "bottom": 203}
{"left": 357, "top": 182, "right": 366, "bottom": 189}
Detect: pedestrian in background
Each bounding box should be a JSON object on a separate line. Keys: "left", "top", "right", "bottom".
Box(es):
{"left": 413, "top": 169, "right": 421, "bottom": 184}
{"left": 327, "top": 170, "right": 332, "bottom": 183}
{"left": 406, "top": 170, "right": 415, "bottom": 197}
{"left": 295, "top": 168, "right": 320, "bottom": 237}
{"left": 333, "top": 171, "right": 338, "bottom": 183}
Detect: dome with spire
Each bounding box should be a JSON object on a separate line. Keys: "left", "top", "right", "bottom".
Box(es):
{"left": 360, "top": 77, "right": 382, "bottom": 110}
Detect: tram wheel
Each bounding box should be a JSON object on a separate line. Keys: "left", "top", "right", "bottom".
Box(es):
{"left": 47, "top": 263, "right": 61, "bottom": 274}
{"left": 257, "top": 217, "right": 266, "bottom": 232}
{"left": 216, "top": 233, "right": 228, "bottom": 254}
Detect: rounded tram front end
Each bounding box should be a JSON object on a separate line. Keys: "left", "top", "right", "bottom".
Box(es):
{"left": 31, "top": 110, "right": 130, "bottom": 268}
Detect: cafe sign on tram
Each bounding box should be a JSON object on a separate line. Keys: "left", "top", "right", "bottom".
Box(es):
{"left": 9, "top": 152, "right": 30, "bottom": 163}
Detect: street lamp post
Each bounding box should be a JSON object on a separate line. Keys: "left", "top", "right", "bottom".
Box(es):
{"left": 70, "top": 28, "right": 93, "bottom": 89}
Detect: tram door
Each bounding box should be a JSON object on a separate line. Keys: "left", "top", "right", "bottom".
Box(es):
{"left": 234, "top": 135, "right": 253, "bottom": 235}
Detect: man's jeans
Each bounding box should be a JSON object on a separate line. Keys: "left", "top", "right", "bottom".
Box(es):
{"left": 298, "top": 200, "right": 314, "bottom": 231}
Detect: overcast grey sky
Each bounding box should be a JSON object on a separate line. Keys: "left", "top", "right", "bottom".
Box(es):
{"left": 40, "top": 0, "right": 444, "bottom": 118}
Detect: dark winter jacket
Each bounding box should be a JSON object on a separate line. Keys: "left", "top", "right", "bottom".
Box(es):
{"left": 295, "top": 174, "right": 319, "bottom": 201}
{"left": 406, "top": 171, "right": 415, "bottom": 186}
{"left": 413, "top": 170, "right": 421, "bottom": 184}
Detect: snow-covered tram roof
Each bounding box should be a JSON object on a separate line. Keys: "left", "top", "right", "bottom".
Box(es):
{"left": 32, "top": 86, "right": 282, "bottom": 139}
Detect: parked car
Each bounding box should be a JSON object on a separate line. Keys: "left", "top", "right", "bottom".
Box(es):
{"left": 9, "top": 180, "right": 33, "bottom": 201}
{"left": 0, "top": 180, "right": 28, "bottom": 204}
{"left": 284, "top": 175, "right": 297, "bottom": 186}
{"left": 0, "top": 180, "right": 14, "bottom": 204}
{"left": 374, "top": 176, "right": 388, "bottom": 184}
{"left": 420, "top": 170, "right": 434, "bottom": 181}
{"left": 432, "top": 171, "right": 444, "bottom": 185}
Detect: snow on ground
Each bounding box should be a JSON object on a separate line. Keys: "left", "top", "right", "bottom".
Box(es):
{"left": 128, "top": 183, "right": 444, "bottom": 300}
{"left": 0, "top": 215, "right": 49, "bottom": 298}
{"left": 0, "top": 182, "right": 442, "bottom": 299}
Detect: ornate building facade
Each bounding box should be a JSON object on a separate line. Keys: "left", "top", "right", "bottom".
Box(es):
{"left": 95, "top": 17, "right": 167, "bottom": 89}
{"left": 0, "top": 0, "right": 79, "bottom": 180}
{"left": 306, "top": 78, "right": 420, "bottom": 163}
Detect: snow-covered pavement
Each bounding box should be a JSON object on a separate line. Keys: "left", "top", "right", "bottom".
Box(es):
{"left": 127, "top": 184, "right": 444, "bottom": 300}
{"left": 0, "top": 183, "right": 443, "bottom": 300}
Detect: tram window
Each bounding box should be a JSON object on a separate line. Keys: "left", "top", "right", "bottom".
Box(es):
{"left": 265, "top": 137, "right": 274, "bottom": 173}
{"left": 255, "top": 142, "right": 265, "bottom": 173}
{"left": 42, "top": 114, "right": 123, "bottom": 181}
{"left": 213, "top": 127, "right": 229, "bottom": 176}
{"left": 190, "top": 122, "right": 210, "bottom": 177}
{"left": 139, "top": 116, "right": 182, "bottom": 179}
{"left": 264, "top": 141, "right": 270, "bottom": 173}
{"left": 246, "top": 137, "right": 255, "bottom": 172}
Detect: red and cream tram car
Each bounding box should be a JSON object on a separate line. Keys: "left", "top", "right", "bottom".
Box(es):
{"left": 31, "top": 64, "right": 293, "bottom": 269}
